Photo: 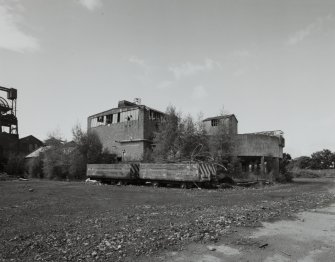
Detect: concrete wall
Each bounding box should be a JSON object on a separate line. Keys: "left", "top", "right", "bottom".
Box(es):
{"left": 88, "top": 107, "right": 162, "bottom": 161}
{"left": 88, "top": 109, "right": 145, "bottom": 160}
{"left": 233, "top": 134, "right": 283, "bottom": 158}
{"left": 139, "top": 163, "right": 213, "bottom": 182}
{"left": 203, "top": 117, "right": 238, "bottom": 136}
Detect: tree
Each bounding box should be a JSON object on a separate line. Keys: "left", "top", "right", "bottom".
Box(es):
{"left": 296, "top": 156, "right": 312, "bottom": 169}
{"left": 208, "top": 117, "right": 235, "bottom": 166}
{"left": 310, "top": 149, "right": 333, "bottom": 169}
{"left": 68, "top": 149, "right": 86, "bottom": 180}
{"left": 42, "top": 134, "right": 67, "bottom": 179}
{"left": 191, "top": 113, "right": 210, "bottom": 161}
{"left": 72, "top": 125, "right": 103, "bottom": 164}
{"left": 153, "top": 106, "right": 182, "bottom": 162}
{"left": 44, "top": 130, "right": 65, "bottom": 146}
{"left": 179, "top": 115, "right": 198, "bottom": 160}
{"left": 68, "top": 125, "right": 105, "bottom": 179}
{"left": 280, "top": 153, "right": 293, "bottom": 181}
{"left": 26, "top": 154, "right": 44, "bottom": 178}
{"left": 43, "top": 146, "right": 69, "bottom": 180}
{"left": 4, "top": 153, "right": 26, "bottom": 176}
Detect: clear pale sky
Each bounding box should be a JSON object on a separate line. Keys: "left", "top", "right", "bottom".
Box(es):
{"left": 0, "top": 0, "right": 334, "bottom": 157}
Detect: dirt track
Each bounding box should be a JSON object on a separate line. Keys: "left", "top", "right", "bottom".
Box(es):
{"left": 160, "top": 180, "right": 335, "bottom": 262}
{"left": 0, "top": 178, "right": 334, "bottom": 261}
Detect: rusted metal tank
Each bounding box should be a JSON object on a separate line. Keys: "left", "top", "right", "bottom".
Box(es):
{"left": 139, "top": 162, "right": 216, "bottom": 183}
{"left": 87, "top": 163, "right": 139, "bottom": 181}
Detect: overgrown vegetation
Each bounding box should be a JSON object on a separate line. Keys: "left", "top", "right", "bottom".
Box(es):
{"left": 152, "top": 106, "right": 236, "bottom": 173}
{"left": 289, "top": 149, "right": 335, "bottom": 170}
{"left": 4, "top": 153, "right": 26, "bottom": 177}
{"left": 25, "top": 126, "right": 117, "bottom": 180}
{"left": 4, "top": 105, "right": 305, "bottom": 181}
{"left": 279, "top": 153, "right": 293, "bottom": 182}
{"left": 152, "top": 107, "right": 210, "bottom": 162}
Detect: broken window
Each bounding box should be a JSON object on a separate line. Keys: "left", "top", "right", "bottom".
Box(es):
{"left": 211, "top": 119, "right": 218, "bottom": 126}
{"left": 91, "top": 109, "right": 139, "bottom": 127}
{"left": 106, "top": 114, "right": 113, "bottom": 124}
{"left": 90, "top": 116, "right": 105, "bottom": 127}
{"left": 119, "top": 109, "right": 139, "bottom": 123}
{"left": 149, "top": 110, "right": 162, "bottom": 121}
{"left": 97, "top": 116, "right": 104, "bottom": 123}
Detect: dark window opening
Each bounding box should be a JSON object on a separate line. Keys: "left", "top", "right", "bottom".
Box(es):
{"left": 97, "top": 116, "right": 104, "bottom": 123}
{"left": 211, "top": 119, "right": 218, "bottom": 126}
{"left": 106, "top": 114, "right": 113, "bottom": 124}
{"left": 117, "top": 112, "right": 120, "bottom": 123}
{"left": 149, "top": 110, "right": 162, "bottom": 121}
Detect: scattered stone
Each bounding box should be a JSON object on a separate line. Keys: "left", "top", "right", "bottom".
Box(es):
{"left": 2, "top": 180, "right": 334, "bottom": 262}
{"left": 259, "top": 243, "right": 269, "bottom": 249}
{"left": 208, "top": 246, "right": 216, "bottom": 251}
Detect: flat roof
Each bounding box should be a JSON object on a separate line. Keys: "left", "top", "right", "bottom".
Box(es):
{"left": 88, "top": 104, "right": 165, "bottom": 118}
{"left": 203, "top": 114, "right": 238, "bottom": 122}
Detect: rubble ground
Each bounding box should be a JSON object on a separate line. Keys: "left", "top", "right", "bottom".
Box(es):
{"left": 0, "top": 178, "right": 334, "bottom": 261}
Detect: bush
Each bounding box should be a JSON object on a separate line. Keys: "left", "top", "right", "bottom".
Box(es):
{"left": 26, "top": 155, "right": 44, "bottom": 178}
{"left": 4, "top": 153, "right": 26, "bottom": 177}
{"left": 42, "top": 146, "right": 69, "bottom": 180}
{"left": 68, "top": 149, "right": 86, "bottom": 180}
{"left": 279, "top": 153, "right": 293, "bottom": 182}
{"left": 39, "top": 126, "right": 105, "bottom": 180}
{"left": 99, "top": 150, "right": 118, "bottom": 164}
{"left": 72, "top": 125, "right": 103, "bottom": 164}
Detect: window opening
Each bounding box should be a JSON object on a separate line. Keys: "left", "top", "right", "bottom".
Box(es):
{"left": 97, "top": 116, "right": 104, "bottom": 123}
{"left": 211, "top": 119, "right": 218, "bottom": 126}
{"left": 106, "top": 114, "right": 113, "bottom": 124}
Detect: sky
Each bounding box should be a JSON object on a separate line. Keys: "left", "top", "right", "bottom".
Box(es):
{"left": 0, "top": 0, "right": 335, "bottom": 157}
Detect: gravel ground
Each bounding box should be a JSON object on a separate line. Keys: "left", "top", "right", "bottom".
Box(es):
{"left": 0, "top": 178, "right": 334, "bottom": 261}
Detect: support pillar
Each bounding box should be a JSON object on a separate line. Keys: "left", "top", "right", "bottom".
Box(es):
{"left": 260, "top": 156, "right": 265, "bottom": 176}
{"left": 273, "top": 157, "right": 280, "bottom": 180}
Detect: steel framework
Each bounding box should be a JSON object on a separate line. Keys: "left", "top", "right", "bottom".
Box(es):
{"left": 0, "top": 85, "right": 18, "bottom": 136}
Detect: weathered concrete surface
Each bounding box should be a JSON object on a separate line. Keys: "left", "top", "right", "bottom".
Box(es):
{"left": 139, "top": 163, "right": 215, "bottom": 182}
{"left": 233, "top": 134, "right": 284, "bottom": 158}
{"left": 203, "top": 115, "right": 238, "bottom": 136}
{"left": 160, "top": 180, "right": 335, "bottom": 262}
{"left": 87, "top": 163, "right": 139, "bottom": 180}
{"left": 87, "top": 101, "right": 164, "bottom": 161}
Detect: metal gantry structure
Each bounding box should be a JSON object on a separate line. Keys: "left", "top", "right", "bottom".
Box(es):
{"left": 0, "top": 86, "right": 18, "bottom": 136}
